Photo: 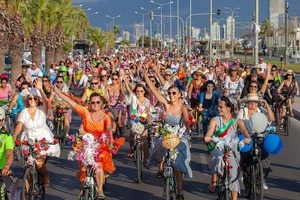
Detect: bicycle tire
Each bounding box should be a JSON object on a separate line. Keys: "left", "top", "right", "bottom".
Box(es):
{"left": 22, "top": 167, "right": 35, "bottom": 200}
{"left": 253, "top": 160, "right": 264, "bottom": 200}
{"left": 135, "top": 142, "right": 142, "bottom": 183}
{"left": 243, "top": 166, "right": 252, "bottom": 198}
{"left": 286, "top": 115, "right": 290, "bottom": 136}
{"left": 56, "top": 120, "right": 65, "bottom": 149}
{"left": 84, "top": 188, "right": 89, "bottom": 200}
{"left": 165, "top": 177, "right": 171, "bottom": 200}
{"left": 224, "top": 188, "right": 230, "bottom": 200}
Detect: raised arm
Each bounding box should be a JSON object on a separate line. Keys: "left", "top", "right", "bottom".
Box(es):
{"left": 34, "top": 78, "right": 48, "bottom": 114}
{"left": 260, "top": 63, "right": 271, "bottom": 94}
{"left": 278, "top": 55, "right": 284, "bottom": 76}
{"left": 143, "top": 67, "right": 167, "bottom": 105}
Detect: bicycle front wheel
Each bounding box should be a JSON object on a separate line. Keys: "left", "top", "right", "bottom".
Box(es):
{"left": 135, "top": 142, "right": 142, "bottom": 183}
{"left": 252, "top": 160, "right": 264, "bottom": 200}
{"left": 286, "top": 115, "right": 290, "bottom": 136}
{"left": 22, "top": 167, "right": 35, "bottom": 200}
{"left": 56, "top": 120, "right": 65, "bottom": 149}
{"left": 84, "top": 188, "right": 89, "bottom": 200}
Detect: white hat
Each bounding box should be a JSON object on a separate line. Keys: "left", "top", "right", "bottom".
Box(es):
{"left": 21, "top": 88, "right": 42, "bottom": 99}
{"left": 101, "top": 70, "right": 108, "bottom": 76}
{"left": 246, "top": 93, "right": 260, "bottom": 102}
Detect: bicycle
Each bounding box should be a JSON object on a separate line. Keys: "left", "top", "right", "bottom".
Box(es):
{"left": 163, "top": 149, "right": 177, "bottom": 200}
{"left": 216, "top": 146, "right": 240, "bottom": 200}
{"left": 54, "top": 106, "right": 67, "bottom": 148}
{"left": 191, "top": 108, "right": 202, "bottom": 136}
{"left": 78, "top": 165, "right": 98, "bottom": 200}
{"left": 20, "top": 138, "right": 56, "bottom": 200}
{"left": 242, "top": 132, "right": 265, "bottom": 200}
{"left": 133, "top": 127, "right": 143, "bottom": 183}
{"left": 1, "top": 102, "right": 13, "bottom": 134}
{"left": 277, "top": 92, "right": 296, "bottom": 136}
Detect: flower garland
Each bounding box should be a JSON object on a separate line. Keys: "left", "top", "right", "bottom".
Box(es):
{"left": 159, "top": 124, "right": 188, "bottom": 140}
{"left": 15, "top": 138, "right": 59, "bottom": 156}
{"left": 67, "top": 133, "right": 119, "bottom": 172}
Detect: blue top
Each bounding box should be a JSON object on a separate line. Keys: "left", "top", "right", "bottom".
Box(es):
{"left": 11, "top": 92, "right": 24, "bottom": 117}
{"left": 198, "top": 91, "right": 221, "bottom": 109}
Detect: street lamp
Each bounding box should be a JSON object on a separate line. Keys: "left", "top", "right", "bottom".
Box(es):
{"left": 135, "top": 11, "right": 148, "bottom": 48}
{"left": 106, "top": 15, "right": 121, "bottom": 33}
{"left": 225, "top": 7, "right": 240, "bottom": 58}
{"left": 150, "top": 0, "right": 173, "bottom": 49}
{"left": 104, "top": 23, "right": 111, "bottom": 32}
{"left": 88, "top": 12, "right": 98, "bottom": 16}
{"left": 141, "top": 6, "right": 160, "bottom": 50}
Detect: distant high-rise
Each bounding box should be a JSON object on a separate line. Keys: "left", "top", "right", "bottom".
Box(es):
{"left": 269, "top": 0, "right": 285, "bottom": 29}
{"left": 191, "top": 27, "right": 201, "bottom": 39}
{"left": 226, "top": 16, "right": 235, "bottom": 41}
{"left": 133, "top": 23, "right": 144, "bottom": 42}
{"left": 212, "top": 22, "right": 221, "bottom": 40}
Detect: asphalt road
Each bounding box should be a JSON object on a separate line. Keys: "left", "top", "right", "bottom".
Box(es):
{"left": 11, "top": 110, "right": 300, "bottom": 200}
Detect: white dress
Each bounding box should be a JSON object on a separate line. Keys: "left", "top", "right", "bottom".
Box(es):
{"left": 17, "top": 107, "right": 61, "bottom": 157}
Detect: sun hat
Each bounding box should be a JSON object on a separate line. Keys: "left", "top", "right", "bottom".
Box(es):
{"left": 253, "top": 64, "right": 262, "bottom": 69}
{"left": 164, "top": 69, "right": 173, "bottom": 75}
{"left": 250, "top": 71, "right": 259, "bottom": 76}
{"left": 284, "top": 70, "right": 294, "bottom": 76}
{"left": 20, "top": 87, "right": 42, "bottom": 99}
{"left": 246, "top": 93, "right": 260, "bottom": 102}
{"left": 100, "top": 70, "right": 108, "bottom": 76}
{"left": 195, "top": 69, "right": 204, "bottom": 75}
{"left": 59, "top": 65, "right": 68, "bottom": 72}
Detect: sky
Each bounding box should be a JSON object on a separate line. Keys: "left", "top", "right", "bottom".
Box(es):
{"left": 73, "top": 0, "right": 300, "bottom": 38}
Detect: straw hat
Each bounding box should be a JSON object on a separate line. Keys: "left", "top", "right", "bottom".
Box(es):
{"left": 20, "top": 88, "right": 42, "bottom": 99}
{"left": 246, "top": 93, "right": 260, "bottom": 102}
{"left": 284, "top": 70, "right": 294, "bottom": 76}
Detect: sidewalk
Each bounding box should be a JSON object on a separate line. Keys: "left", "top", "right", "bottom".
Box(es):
{"left": 293, "top": 96, "right": 300, "bottom": 120}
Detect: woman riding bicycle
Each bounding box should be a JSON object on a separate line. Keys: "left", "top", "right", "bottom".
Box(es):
{"left": 145, "top": 68, "right": 192, "bottom": 200}
{"left": 187, "top": 70, "right": 205, "bottom": 109}
{"left": 237, "top": 92, "right": 274, "bottom": 190}
{"left": 0, "top": 107, "right": 14, "bottom": 176}
{"left": 81, "top": 77, "right": 102, "bottom": 103}
{"left": 103, "top": 72, "right": 126, "bottom": 136}
{"left": 204, "top": 96, "right": 251, "bottom": 200}
{"left": 13, "top": 79, "right": 61, "bottom": 188}
{"left": 0, "top": 77, "right": 13, "bottom": 101}
{"left": 54, "top": 89, "right": 115, "bottom": 200}
{"left": 277, "top": 70, "right": 299, "bottom": 127}
{"left": 197, "top": 80, "right": 221, "bottom": 136}
{"left": 124, "top": 83, "right": 152, "bottom": 167}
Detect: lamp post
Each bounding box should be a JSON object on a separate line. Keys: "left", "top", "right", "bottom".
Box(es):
{"left": 104, "top": 23, "right": 111, "bottom": 32}
{"left": 106, "top": 15, "right": 121, "bottom": 33}
{"left": 225, "top": 7, "right": 240, "bottom": 58}
{"left": 141, "top": 6, "right": 160, "bottom": 50}
{"left": 135, "top": 11, "right": 148, "bottom": 48}
{"left": 151, "top": 0, "right": 173, "bottom": 50}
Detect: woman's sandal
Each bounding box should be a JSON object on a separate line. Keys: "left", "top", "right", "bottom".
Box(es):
{"left": 279, "top": 124, "right": 284, "bottom": 130}
{"left": 290, "top": 112, "right": 295, "bottom": 117}
{"left": 208, "top": 180, "right": 217, "bottom": 193}
{"left": 96, "top": 191, "right": 105, "bottom": 200}
{"left": 156, "top": 169, "right": 164, "bottom": 178}
{"left": 176, "top": 194, "right": 184, "bottom": 200}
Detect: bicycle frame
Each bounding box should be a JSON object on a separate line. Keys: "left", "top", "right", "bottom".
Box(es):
{"left": 163, "top": 150, "right": 177, "bottom": 200}
{"left": 80, "top": 166, "right": 97, "bottom": 200}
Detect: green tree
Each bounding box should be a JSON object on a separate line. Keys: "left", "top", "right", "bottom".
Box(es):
{"left": 0, "top": 1, "right": 10, "bottom": 73}
{"left": 5, "top": 0, "right": 26, "bottom": 88}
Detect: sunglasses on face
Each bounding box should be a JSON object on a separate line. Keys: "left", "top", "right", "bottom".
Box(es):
{"left": 271, "top": 69, "right": 277, "bottom": 71}
{"left": 112, "top": 78, "right": 118, "bottom": 81}
{"left": 57, "top": 81, "right": 63, "bottom": 83}
{"left": 136, "top": 90, "right": 144, "bottom": 93}
{"left": 21, "top": 87, "right": 27, "bottom": 90}
{"left": 150, "top": 80, "right": 155, "bottom": 82}
{"left": 90, "top": 82, "right": 99, "bottom": 85}
{"left": 249, "top": 85, "right": 258, "bottom": 88}
{"left": 248, "top": 100, "right": 259, "bottom": 104}
{"left": 231, "top": 70, "right": 237, "bottom": 72}
{"left": 165, "top": 74, "right": 171, "bottom": 76}
{"left": 90, "top": 101, "right": 101, "bottom": 105}
{"left": 28, "top": 96, "right": 38, "bottom": 101}
{"left": 287, "top": 74, "right": 293, "bottom": 76}
{"left": 168, "top": 91, "right": 177, "bottom": 96}
{"left": 42, "top": 80, "right": 49, "bottom": 82}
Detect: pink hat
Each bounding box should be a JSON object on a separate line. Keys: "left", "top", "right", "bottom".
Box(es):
{"left": 121, "top": 62, "right": 129, "bottom": 67}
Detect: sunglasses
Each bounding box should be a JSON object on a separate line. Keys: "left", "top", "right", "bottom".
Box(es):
{"left": 165, "top": 74, "right": 171, "bottom": 76}
{"left": 287, "top": 74, "right": 293, "bottom": 76}
{"left": 248, "top": 100, "right": 259, "bottom": 104}
{"left": 231, "top": 70, "right": 237, "bottom": 72}
{"left": 28, "top": 96, "right": 38, "bottom": 101}
{"left": 249, "top": 85, "right": 258, "bottom": 88}
{"left": 90, "top": 101, "right": 101, "bottom": 105}
{"left": 168, "top": 91, "right": 177, "bottom": 96}
{"left": 150, "top": 80, "right": 155, "bottom": 82}
{"left": 57, "top": 81, "right": 63, "bottom": 83}
{"left": 42, "top": 80, "right": 49, "bottom": 82}
{"left": 90, "top": 82, "right": 99, "bottom": 85}
{"left": 21, "top": 87, "right": 27, "bottom": 90}
{"left": 195, "top": 74, "right": 202, "bottom": 76}
{"left": 136, "top": 90, "right": 144, "bottom": 93}
{"left": 112, "top": 78, "right": 118, "bottom": 81}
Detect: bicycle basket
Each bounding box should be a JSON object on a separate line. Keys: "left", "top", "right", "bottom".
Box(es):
{"left": 162, "top": 134, "right": 180, "bottom": 150}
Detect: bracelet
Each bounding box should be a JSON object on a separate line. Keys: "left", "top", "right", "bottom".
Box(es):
{"left": 5, "top": 163, "right": 10, "bottom": 167}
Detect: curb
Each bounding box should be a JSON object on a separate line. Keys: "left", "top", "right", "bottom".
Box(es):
{"left": 293, "top": 108, "right": 300, "bottom": 121}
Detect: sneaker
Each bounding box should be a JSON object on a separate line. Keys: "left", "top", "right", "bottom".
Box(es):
{"left": 263, "top": 181, "right": 269, "bottom": 190}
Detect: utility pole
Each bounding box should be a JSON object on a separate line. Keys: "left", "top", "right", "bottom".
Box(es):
{"left": 254, "top": 0, "right": 259, "bottom": 64}
{"left": 285, "top": 2, "right": 289, "bottom": 65}
{"left": 209, "top": 0, "right": 213, "bottom": 63}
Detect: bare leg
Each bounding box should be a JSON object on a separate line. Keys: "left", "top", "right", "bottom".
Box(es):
{"left": 175, "top": 169, "right": 184, "bottom": 198}
{"left": 95, "top": 168, "right": 104, "bottom": 195}
{"left": 231, "top": 190, "right": 238, "bottom": 200}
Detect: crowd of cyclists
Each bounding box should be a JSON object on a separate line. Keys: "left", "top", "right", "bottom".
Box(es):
{"left": 0, "top": 47, "right": 299, "bottom": 200}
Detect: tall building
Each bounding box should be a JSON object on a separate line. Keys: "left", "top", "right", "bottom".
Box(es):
{"left": 212, "top": 22, "right": 221, "bottom": 40}
{"left": 133, "top": 23, "right": 144, "bottom": 42}
{"left": 122, "top": 31, "right": 130, "bottom": 41}
{"left": 191, "top": 27, "right": 201, "bottom": 39}
{"left": 269, "top": 0, "right": 285, "bottom": 29}
{"left": 226, "top": 16, "right": 235, "bottom": 41}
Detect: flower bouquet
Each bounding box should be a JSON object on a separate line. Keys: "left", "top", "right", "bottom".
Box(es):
{"left": 131, "top": 122, "right": 145, "bottom": 135}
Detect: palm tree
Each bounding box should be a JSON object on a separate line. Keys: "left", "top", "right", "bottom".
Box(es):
{"left": 113, "top": 24, "right": 120, "bottom": 36}
{"left": 0, "top": 1, "right": 10, "bottom": 73}
{"left": 260, "top": 19, "right": 274, "bottom": 48}
{"left": 5, "top": 0, "right": 26, "bottom": 89}
{"left": 22, "top": 0, "right": 48, "bottom": 67}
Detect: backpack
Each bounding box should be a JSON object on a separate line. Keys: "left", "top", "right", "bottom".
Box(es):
{"left": 0, "top": 175, "right": 21, "bottom": 200}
